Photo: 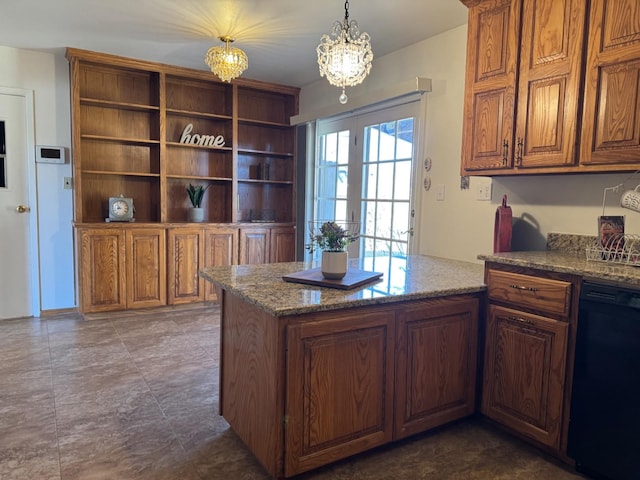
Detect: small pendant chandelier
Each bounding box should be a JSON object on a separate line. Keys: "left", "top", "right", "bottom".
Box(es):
{"left": 205, "top": 36, "right": 249, "bottom": 83}
{"left": 317, "top": 0, "right": 373, "bottom": 104}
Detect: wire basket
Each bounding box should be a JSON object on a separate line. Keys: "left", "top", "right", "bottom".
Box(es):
{"left": 586, "top": 233, "right": 640, "bottom": 266}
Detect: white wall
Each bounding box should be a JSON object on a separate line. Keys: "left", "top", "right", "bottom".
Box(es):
{"left": 300, "top": 25, "right": 640, "bottom": 264}
{"left": 0, "top": 46, "right": 75, "bottom": 311}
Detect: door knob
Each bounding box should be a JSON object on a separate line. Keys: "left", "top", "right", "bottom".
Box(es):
{"left": 16, "top": 205, "right": 30, "bottom": 213}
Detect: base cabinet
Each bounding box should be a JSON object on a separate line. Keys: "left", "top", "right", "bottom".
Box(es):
{"left": 280, "top": 295, "right": 479, "bottom": 477}
{"left": 78, "top": 227, "right": 165, "bottom": 313}
{"left": 482, "top": 264, "right": 575, "bottom": 453}
{"left": 482, "top": 304, "right": 568, "bottom": 449}
{"left": 395, "top": 297, "right": 479, "bottom": 439}
{"left": 239, "top": 225, "right": 296, "bottom": 265}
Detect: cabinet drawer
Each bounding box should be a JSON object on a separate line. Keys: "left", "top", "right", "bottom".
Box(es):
{"left": 486, "top": 269, "right": 572, "bottom": 316}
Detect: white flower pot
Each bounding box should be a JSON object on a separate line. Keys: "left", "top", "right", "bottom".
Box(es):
{"left": 188, "top": 207, "right": 204, "bottom": 222}
{"left": 321, "top": 251, "right": 348, "bottom": 280}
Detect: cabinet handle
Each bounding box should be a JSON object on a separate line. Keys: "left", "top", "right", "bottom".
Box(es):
{"left": 502, "top": 139, "right": 509, "bottom": 166}
{"left": 509, "top": 284, "right": 538, "bottom": 292}
{"left": 507, "top": 315, "right": 535, "bottom": 325}
{"left": 515, "top": 137, "right": 524, "bottom": 167}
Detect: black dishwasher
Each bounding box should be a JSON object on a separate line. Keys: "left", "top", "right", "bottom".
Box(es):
{"left": 568, "top": 281, "right": 640, "bottom": 480}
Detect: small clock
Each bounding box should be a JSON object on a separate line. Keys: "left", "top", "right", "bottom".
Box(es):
{"left": 106, "top": 195, "right": 135, "bottom": 222}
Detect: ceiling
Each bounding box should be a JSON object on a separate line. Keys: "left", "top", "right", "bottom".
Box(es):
{"left": 0, "top": 0, "right": 468, "bottom": 88}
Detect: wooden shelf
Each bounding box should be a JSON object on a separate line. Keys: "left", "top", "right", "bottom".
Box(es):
{"left": 80, "top": 97, "right": 160, "bottom": 112}
{"left": 237, "top": 148, "right": 294, "bottom": 157}
{"left": 81, "top": 134, "right": 160, "bottom": 146}
{"left": 82, "top": 170, "right": 160, "bottom": 178}
{"left": 167, "top": 174, "right": 232, "bottom": 182}
{"left": 167, "top": 108, "right": 232, "bottom": 121}
{"left": 238, "top": 117, "right": 291, "bottom": 128}
{"left": 166, "top": 141, "right": 232, "bottom": 152}
{"left": 238, "top": 178, "right": 293, "bottom": 185}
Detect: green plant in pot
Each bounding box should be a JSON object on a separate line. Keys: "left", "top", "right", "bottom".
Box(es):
{"left": 307, "top": 220, "right": 360, "bottom": 279}
{"left": 186, "top": 183, "right": 209, "bottom": 222}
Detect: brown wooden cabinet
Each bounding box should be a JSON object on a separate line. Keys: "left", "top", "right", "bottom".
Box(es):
{"left": 395, "top": 296, "right": 479, "bottom": 439}
{"left": 78, "top": 227, "right": 165, "bottom": 313}
{"left": 580, "top": 0, "right": 640, "bottom": 167}
{"left": 281, "top": 295, "right": 479, "bottom": 477}
{"left": 461, "top": 0, "right": 586, "bottom": 174}
{"left": 239, "top": 225, "right": 296, "bottom": 264}
{"left": 285, "top": 309, "right": 396, "bottom": 477}
{"left": 460, "top": 0, "right": 640, "bottom": 175}
{"left": 168, "top": 226, "right": 238, "bottom": 304}
{"left": 67, "top": 48, "right": 299, "bottom": 312}
{"left": 482, "top": 265, "right": 576, "bottom": 452}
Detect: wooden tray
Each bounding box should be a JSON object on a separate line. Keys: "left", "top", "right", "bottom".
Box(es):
{"left": 283, "top": 268, "right": 383, "bottom": 290}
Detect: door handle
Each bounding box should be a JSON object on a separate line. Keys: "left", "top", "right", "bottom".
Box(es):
{"left": 16, "top": 205, "right": 30, "bottom": 213}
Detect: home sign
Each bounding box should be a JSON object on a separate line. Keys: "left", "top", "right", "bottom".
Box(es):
{"left": 179, "top": 123, "right": 225, "bottom": 148}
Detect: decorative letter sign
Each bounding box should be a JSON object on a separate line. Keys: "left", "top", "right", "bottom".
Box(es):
{"left": 179, "top": 123, "right": 225, "bottom": 148}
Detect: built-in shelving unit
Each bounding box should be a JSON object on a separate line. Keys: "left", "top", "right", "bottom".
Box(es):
{"left": 67, "top": 48, "right": 299, "bottom": 313}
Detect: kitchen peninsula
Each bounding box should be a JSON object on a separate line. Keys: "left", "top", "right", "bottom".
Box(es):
{"left": 200, "top": 255, "right": 485, "bottom": 478}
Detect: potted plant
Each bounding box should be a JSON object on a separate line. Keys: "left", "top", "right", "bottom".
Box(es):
{"left": 186, "top": 183, "right": 209, "bottom": 222}
{"left": 307, "top": 220, "right": 360, "bottom": 279}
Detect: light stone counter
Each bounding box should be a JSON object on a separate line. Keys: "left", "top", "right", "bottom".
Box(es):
{"left": 200, "top": 255, "right": 486, "bottom": 316}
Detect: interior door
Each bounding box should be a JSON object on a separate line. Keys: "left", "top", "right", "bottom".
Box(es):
{"left": 0, "top": 90, "right": 36, "bottom": 319}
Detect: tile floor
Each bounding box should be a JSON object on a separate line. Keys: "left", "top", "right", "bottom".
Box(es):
{"left": 1, "top": 304, "right": 588, "bottom": 480}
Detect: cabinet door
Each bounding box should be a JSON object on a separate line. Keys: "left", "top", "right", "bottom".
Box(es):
{"left": 482, "top": 304, "right": 568, "bottom": 449}
{"left": 167, "top": 227, "right": 204, "bottom": 304}
{"left": 514, "top": 0, "right": 586, "bottom": 169}
{"left": 461, "top": 0, "right": 520, "bottom": 172}
{"left": 285, "top": 310, "right": 395, "bottom": 477}
{"left": 581, "top": 0, "right": 640, "bottom": 166}
{"left": 239, "top": 227, "right": 270, "bottom": 264}
{"left": 270, "top": 226, "right": 296, "bottom": 263}
{"left": 203, "top": 227, "right": 238, "bottom": 301}
{"left": 395, "top": 296, "right": 479, "bottom": 439}
{"left": 79, "top": 228, "right": 126, "bottom": 313}
{"left": 125, "top": 228, "right": 166, "bottom": 309}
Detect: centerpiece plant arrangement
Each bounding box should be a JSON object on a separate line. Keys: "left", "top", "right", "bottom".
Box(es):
{"left": 186, "top": 183, "right": 210, "bottom": 222}
{"left": 306, "top": 220, "right": 360, "bottom": 279}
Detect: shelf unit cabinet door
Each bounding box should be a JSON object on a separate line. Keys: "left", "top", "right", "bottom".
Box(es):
{"left": 79, "top": 228, "right": 126, "bottom": 313}
{"left": 285, "top": 309, "right": 395, "bottom": 477}
{"left": 514, "top": 0, "right": 586, "bottom": 169}
{"left": 461, "top": 0, "right": 520, "bottom": 172}
{"left": 482, "top": 304, "right": 568, "bottom": 450}
{"left": 270, "top": 226, "right": 296, "bottom": 263}
{"left": 167, "top": 227, "right": 204, "bottom": 304}
{"left": 581, "top": 0, "right": 640, "bottom": 166}
{"left": 125, "top": 228, "right": 166, "bottom": 309}
{"left": 203, "top": 227, "right": 238, "bottom": 301}
{"left": 394, "top": 296, "right": 479, "bottom": 439}
{"left": 239, "top": 227, "right": 270, "bottom": 265}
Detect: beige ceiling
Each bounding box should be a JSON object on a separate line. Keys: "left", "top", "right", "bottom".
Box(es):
{"left": 0, "top": 0, "right": 468, "bottom": 87}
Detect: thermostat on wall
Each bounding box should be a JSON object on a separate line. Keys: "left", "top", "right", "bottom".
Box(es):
{"left": 36, "top": 145, "right": 66, "bottom": 164}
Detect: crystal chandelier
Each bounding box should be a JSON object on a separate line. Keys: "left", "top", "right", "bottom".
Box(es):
{"left": 317, "top": 0, "right": 373, "bottom": 104}
{"left": 205, "top": 36, "right": 248, "bottom": 83}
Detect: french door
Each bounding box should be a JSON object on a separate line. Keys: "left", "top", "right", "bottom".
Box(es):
{"left": 312, "top": 102, "right": 420, "bottom": 269}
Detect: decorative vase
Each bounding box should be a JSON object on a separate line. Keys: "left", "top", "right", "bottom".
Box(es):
{"left": 188, "top": 207, "right": 204, "bottom": 223}
{"left": 321, "top": 251, "right": 348, "bottom": 280}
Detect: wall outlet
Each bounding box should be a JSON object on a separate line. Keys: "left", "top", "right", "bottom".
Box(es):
{"left": 476, "top": 183, "right": 492, "bottom": 201}
{"left": 436, "top": 184, "right": 445, "bottom": 201}
{"left": 63, "top": 177, "right": 73, "bottom": 190}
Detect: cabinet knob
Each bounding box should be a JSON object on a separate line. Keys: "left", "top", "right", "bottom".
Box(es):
{"left": 502, "top": 140, "right": 509, "bottom": 166}
{"left": 516, "top": 137, "right": 524, "bottom": 167}
{"left": 16, "top": 205, "right": 30, "bottom": 213}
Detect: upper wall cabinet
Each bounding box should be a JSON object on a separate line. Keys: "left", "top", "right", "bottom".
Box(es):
{"left": 581, "top": 0, "right": 640, "bottom": 167}
{"left": 461, "top": 0, "right": 586, "bottom": 175}
{"left": 460, "top": 0, "right": 640, "bottom": 176}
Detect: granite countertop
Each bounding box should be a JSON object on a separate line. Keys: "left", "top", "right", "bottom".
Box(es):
{"left": 479, "top": 250, "right": 640, "bottom": 287}
{"left": 200, "top": 255, "right": 485, "bottom": 316}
